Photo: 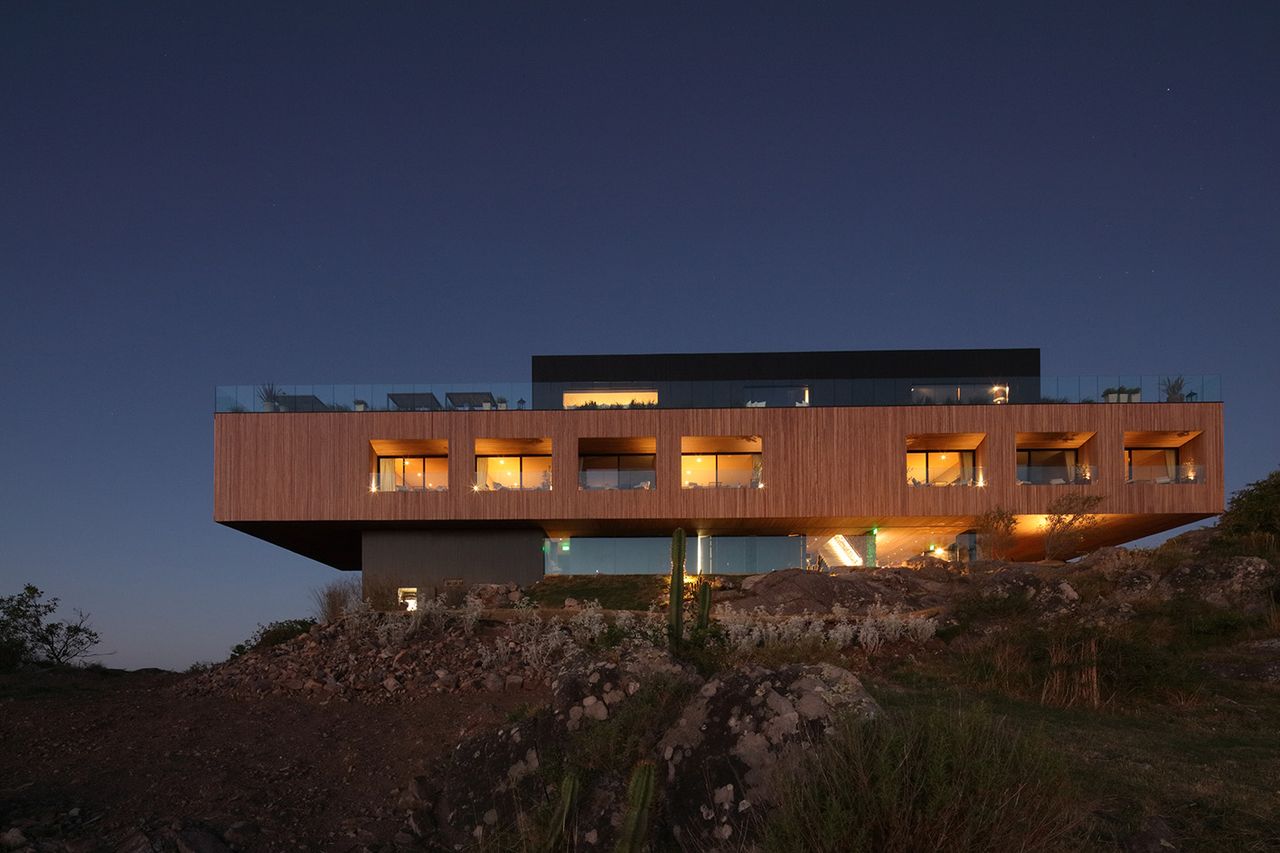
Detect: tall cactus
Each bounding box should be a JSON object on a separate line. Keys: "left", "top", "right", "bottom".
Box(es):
{"left": 613, "top": 761, "right": 655, "bottom": 853}
{"left": 540, "top": 771, "right": 579, "bottom": 853}
{"left": 668, "top": 528, "right": 687, "bottom": 644}
{"left": 695, "top": 580, "right": 712, "bottom": 634}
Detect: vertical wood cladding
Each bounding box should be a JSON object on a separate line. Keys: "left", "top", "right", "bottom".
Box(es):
{"left": 215, "top": 403, "right": 1223, "bottom": 532}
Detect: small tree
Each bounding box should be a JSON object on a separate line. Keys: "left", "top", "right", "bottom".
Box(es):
{"left": 0, "top": 585, "right": 101, "bottom": 669}
{"left": 1043, "top": 494, "right": 1104, "bottom": 561}
{"left": 1218, "top": 467, "right": 1280, "bottom": 539}
{"left": 975, "top": 507, "right": 1018, "bottom": 560}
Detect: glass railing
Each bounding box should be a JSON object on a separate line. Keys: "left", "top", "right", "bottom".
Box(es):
{"left": 1128, "top": 463, "right": 1202, "bottom": 484}
{"left": 907, "top": 466, "right": 987, "bottom": 487}
{"left": 369, "top": 473, "right": 448, "bottom": 493}
{"left": 1017, "top": 464, "right": 1096, "bottom": 485}
{"left": 682, "top": 479, "right": 765, "bottom": 490}
{"left": 216, "top": 383, "right": 535, "bottom": 414}
{"left": 1037, "top": 375, "right": 1220, "bottom": 404}
{"left": 578, "top": 471, "right": 657, "bottom": 491}
{"left": 472, "top": 472, "right": 553, "bottom": 492}
{"left": 216, "top": 374, "right": 1220, "bottom": 413}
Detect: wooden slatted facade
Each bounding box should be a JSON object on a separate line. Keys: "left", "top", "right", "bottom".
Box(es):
{"left": 215, "top": 401, "right": 1222, "bottom": 567}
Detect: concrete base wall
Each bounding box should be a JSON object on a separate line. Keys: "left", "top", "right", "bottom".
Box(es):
{"left": 361, "top": 529, "right": 545, "bottom": 600}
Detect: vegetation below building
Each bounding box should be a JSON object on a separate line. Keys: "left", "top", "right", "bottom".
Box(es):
{"left": 3, "top": 469, "right": 1279, "bottom": 851}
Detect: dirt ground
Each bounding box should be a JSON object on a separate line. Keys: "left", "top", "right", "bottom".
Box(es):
{"left": 0, "top": 667, "right": 545, "bottom": 851}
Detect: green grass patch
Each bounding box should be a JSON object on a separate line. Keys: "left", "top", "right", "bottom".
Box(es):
{"left": 527, "top": 575, "right": 668, "bottom": 611}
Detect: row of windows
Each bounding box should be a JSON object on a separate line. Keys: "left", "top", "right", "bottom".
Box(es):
{"left": 370, "top": 451, "right": 763, "bottom": 492}
{"left": 905, "top": 447, "right": 1194, "bottom": 487}
{"left": 371, "top": 445, "right": 1197, "bottom": 493}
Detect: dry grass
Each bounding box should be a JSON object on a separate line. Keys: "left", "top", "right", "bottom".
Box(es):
{"left": 310, "top": 576, "right": 362, "bottom": 623}
{"left": 761, "top": 704, "right": 1088, "bottom": 853}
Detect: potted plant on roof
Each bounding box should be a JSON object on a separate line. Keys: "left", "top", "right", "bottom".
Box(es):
{"left": 257, "top": 383, "right": 284, "bottom": 413}
{"left": 1160, "top": 375, "right": 1186, "bottom": 403}
{"left": 353, "top": 398, "right": 368, "bottom": 412}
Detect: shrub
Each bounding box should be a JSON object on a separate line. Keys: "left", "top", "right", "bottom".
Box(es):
{"left": 975, "top": 507, "right": 1018, "bottom": 560}
{"left": 310, "top": 576, "right": 362, "bottom": 623}
{"left": 229, "top": 618, "right": 315, "bottom": 658}
{"left": 1218, "top": 467, "right": 1280, "bottom": 540}
{"left": 762, "top": 705, "right": 1085, "bottom": 852}
{"left": 1043, "top": 493, "right": 1104, "bottom": 560}
{"left": 0, "top": 584, "right": 101, "bottom": 668}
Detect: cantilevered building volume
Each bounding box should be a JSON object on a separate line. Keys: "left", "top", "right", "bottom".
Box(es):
{"left": 214, "top": 349, "right": 1223, "bottom": 602}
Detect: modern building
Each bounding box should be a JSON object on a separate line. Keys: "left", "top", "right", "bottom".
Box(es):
{"left": 213, "top": 349, "right": 1223, "bottom": 602}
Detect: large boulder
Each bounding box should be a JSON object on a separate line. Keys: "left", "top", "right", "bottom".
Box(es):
{"left": 659, "top": 663, "right": 881, "bottom": 847}
{"left": 400, "top": 650, "right": 880, "bottom": 850}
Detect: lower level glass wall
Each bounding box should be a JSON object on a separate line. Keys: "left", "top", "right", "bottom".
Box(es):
{"left": 543, "top": 535, "right": 804, "bottom": 575}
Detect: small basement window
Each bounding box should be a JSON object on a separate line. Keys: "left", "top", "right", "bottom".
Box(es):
{"left": 397, "top": 588, "right": 418, "bottom": 611}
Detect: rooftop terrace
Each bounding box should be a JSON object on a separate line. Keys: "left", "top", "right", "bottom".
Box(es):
{"left": 216, "top": 374, "right": 1220, "bottom": 413}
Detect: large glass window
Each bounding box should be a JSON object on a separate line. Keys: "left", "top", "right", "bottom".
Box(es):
{"left": 681, "top": 453, "right": 762, "bottom": 489}
{"left": 562, "top": 390, "right": 658, "bottom": 409}
{"left": 544, "top": 535, "right": 802, "bottom": 575}
{"left": 579, "top": 454, "right": 656, "bottom": 490}
{"left": 475, "top": 455, "right": 552, "bottom": 490}
{"left": 905, "top": 451, "right": 976, "bottom": 486}
{"left": 1126, "top": 448, "right": 1178, "bottom": 483}
{"left": 373, "top": 456, "right": 448, "bottom": 491}
{"left": 1016, "top": 449, "right": 1081, "bottom": 485}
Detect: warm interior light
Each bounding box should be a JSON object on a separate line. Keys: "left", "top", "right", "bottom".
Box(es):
{"left": 828, "top": 534, "right": 863, "bottom": 567}
{"left": 562, "top": 389, "right": 658, "bottom": 409}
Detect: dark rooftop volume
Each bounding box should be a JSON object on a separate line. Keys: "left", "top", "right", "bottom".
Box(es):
{"left": 530, "top": 347, "right": 1041, "bottom": 383}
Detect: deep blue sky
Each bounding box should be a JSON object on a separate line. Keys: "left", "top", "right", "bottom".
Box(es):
{"left": 2, "top": 3, "right": 1277, "bottom": 669}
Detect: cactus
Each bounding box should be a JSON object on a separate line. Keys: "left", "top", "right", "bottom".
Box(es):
{"left": 540, "top": 771, "right": 579, "bottom": 853}
{"left": 613, "top": 761, "right": 655, "bottom": 853}
{"left": 668, "top": 528, "right": 686, "bottom": 644}
{"left": 695, "top": 580, "right": 712, "bottom": 634}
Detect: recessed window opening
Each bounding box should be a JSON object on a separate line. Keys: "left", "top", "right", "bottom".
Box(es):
{"left": 580, "top": 455, "right": 656, "bottom": 490}
{"left": 1017, "top": 449, "right": 1088, "bottom": 485}
{"left": 681, "top": 435, "right": 763, "bottom": 489}
{"left": 475, "top": 455, "right": 552, "bottom": 491}
{"left": 906, "top": 450, "right": 976, "bottom": 486}
{"left": 1125, "top": 448, "right": 1199, "bottom": 483}
{"left": 373, "top": 456, "right": 448, "bottom": 492}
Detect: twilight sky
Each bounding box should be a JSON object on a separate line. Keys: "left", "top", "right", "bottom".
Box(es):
{"left": 1, "top": 3, "right": 1277, "bottom": 670}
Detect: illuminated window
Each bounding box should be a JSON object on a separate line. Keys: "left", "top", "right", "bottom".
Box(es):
{"left": 1126, "top": 448, "right": 1177, "bottom": 482}
{"left": 475, "top": 455, "right": 553, "bottom": 490}
{"left": 681, "top": 436, "right": 763, "bottom": 489}
{"left": 681, "top": 453, "right": 761, "bottom": 489}
{"left": 562, "top": 390, "right": 658, "bottom": 409}
{"left": 373, "top": 456, "right": 448, "bottom": 492}
{"left": 397, "top": 587, "right": 418, "bottom": 611}
{"left": 906, "top": 451, "right": 976, "bottom": 486}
